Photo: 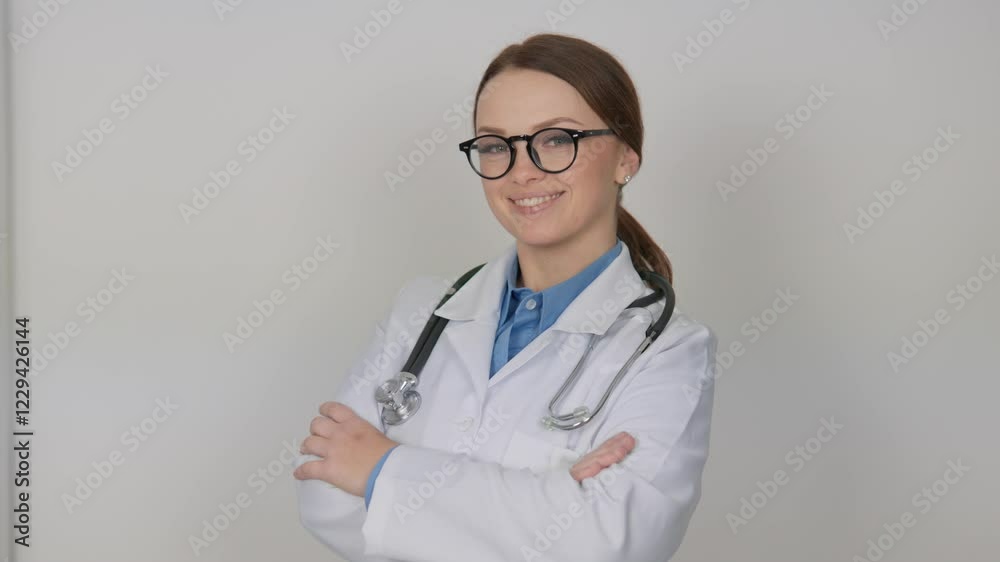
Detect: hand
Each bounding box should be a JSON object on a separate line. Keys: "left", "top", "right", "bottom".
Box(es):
{"left": 569, "top": 432, "right": 636, "bottom": 482}
{"left": 293, "top": 402, "right": 399, "bottom": 497}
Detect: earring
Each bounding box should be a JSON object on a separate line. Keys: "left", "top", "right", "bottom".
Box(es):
{"left": 623, "top": 175, "right": 632, "bottom": 185}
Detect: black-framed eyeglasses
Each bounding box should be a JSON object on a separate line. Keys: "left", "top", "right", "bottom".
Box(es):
{"left": 458, "top": 127, "right": 616, "bottom": 180}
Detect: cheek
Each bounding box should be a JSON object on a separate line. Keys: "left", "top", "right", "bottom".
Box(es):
{"left": 563, "top": 145, "right": 617, "bottom": 187}
{"left": 573, "top": 181, "right": 616, "bottom": 214}
{"left": 559, "top": 155, "right": 617, "bottom": 200}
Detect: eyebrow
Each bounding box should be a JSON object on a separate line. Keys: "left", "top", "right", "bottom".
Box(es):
{"left": 476, "top": 116, "right": 586, "bottom": 135}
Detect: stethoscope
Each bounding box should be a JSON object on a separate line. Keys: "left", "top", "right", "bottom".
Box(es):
{"left": 374, "top": 263, "right": 675, "bottom": 431}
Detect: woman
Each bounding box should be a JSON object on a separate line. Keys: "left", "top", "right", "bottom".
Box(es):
{"left": 294, "top": 32, "right": 716, "bottom": 562}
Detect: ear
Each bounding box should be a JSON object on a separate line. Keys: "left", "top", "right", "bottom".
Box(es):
{"left": 615, "top": 143, "right": 640, "bottom": 185}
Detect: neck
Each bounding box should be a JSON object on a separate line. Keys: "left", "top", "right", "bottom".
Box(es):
{"left": 515, "top": 230, "right": 618, "bottom": 292}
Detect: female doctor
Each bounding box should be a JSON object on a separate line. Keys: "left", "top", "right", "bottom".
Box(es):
{"left": 293, "top": 32, "right": 717, "bottom": 562}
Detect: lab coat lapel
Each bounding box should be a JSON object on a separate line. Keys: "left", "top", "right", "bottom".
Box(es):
{"left": 489, "top": 242, "right": 649, "bottom": 386}
{"left": 549, "top": 242, "right": 649, "bottom": 336}
{"left": 433, "top": 243, "right": 517, "bottom": 402}
{"left": 486, "top": 329, "right": 553, "bottom": 387}
{"left": 431, "top": 241, "right": 651, "bottom": 394}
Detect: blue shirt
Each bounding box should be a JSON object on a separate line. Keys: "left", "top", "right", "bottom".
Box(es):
{"left": 490, "top": 238, "right": 623, "bottom": 377}
{"left": 363, "top": 239, "right": 623, "bottom": 509}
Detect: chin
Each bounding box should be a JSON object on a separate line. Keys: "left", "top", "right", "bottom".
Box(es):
{"left": 509, "top": 228, "right": 569, "bottom": 248}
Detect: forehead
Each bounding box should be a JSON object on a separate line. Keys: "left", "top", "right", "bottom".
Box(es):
{"left": 475, "top": 68, "right": 601, "bottom": 134}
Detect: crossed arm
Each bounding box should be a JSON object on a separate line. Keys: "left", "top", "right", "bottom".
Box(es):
{"left": 294, "top": 338, "right": 713, "bottom": 561}
{"left": 293, "top": 286, "right": 715, "bottom": 561}
{"left": 294, "top": 401, "right": 635, "bottom": 495}
{"left": 293, "top": 401, "right": 638, "bottom": 559}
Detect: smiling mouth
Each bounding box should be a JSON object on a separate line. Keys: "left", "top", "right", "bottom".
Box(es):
{"left": 509, "top": 191, "right": 565, "bottom": 207}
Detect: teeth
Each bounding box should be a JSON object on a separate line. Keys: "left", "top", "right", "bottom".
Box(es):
{"left": 513, "top": 192, "right": 562, "bottom": 207}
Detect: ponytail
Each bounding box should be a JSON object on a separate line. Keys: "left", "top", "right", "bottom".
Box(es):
{"left": 616, "top": 197, "right": 673, "bottom": 285}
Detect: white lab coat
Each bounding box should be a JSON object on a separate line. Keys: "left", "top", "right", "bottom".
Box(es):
{"left": 295, "top": 241, "right": 717, "bottom": 562}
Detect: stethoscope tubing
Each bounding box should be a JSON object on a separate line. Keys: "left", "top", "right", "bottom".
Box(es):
{"left": 380, "top": 263, "right": 675, "bottom": 430}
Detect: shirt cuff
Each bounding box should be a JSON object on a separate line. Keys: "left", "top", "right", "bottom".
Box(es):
{"left": 364, "top": 445, "right": 398, "bottom": 509}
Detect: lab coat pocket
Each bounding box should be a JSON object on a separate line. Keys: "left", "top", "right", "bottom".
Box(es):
{"left": 502, "top": 430, "right": 581, "bottom": 474}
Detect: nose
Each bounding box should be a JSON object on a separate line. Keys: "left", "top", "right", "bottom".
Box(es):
{"left": 508, "top": 139, "right": 545, "bottom": 184}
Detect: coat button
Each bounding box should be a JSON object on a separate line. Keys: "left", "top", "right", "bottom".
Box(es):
{"left": 455, "top": 416, "right": 474, "bottom": 431}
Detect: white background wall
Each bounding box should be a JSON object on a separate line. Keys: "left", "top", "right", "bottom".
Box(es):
{"left": 2, "top": 1, "right": 998, "bottom": 561}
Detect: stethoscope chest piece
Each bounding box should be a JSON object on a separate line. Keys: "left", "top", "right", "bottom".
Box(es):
{"left": 372, "top": 263, "right": 674, "bottom": 432}
{"left": 376, "top": 371, "right": 421, "bottom": 425}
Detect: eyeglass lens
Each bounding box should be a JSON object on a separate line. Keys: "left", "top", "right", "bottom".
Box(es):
{"left": 469, "top": 129, "right": 576, "bottom": 177}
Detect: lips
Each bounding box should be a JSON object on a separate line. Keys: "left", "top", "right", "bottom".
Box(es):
{"left": 508, "top": 191, "right": 565, "bottom": 215}
{"left": 509, "top": 191, "right": 565, "bottom": 206}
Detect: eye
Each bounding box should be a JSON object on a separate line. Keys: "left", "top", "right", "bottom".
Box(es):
{"left": 537, "top": 130, "right": 574, "bottom": 148}
{"left": 475, "top": 138, "right": 508, "bottom": 154}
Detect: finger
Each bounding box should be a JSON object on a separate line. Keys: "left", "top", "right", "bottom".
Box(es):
{"left": 578, "top": 448, "right": 626, "bottom": 476}
{"left": 571, "top": 442, "right": 635, "bottom": 479}
{"left": 617, "top": 432, "right": 636, "bottom": 450}
{"left": 606, "top": 432, "right": 634, "bottom": 448}
{"left": 571, "top": 451, "right": 627, "bottom": 482}
{"left": 587, "top": 433, "right": 627, "bottom": 455}
{"left": 293, "top": 459, "right": 322, "bottom": 481}
{"left": 570, "top": 455, "right": 611, "bottom": 481}
{"left": 590, "top": 432, "right": 631, "bottom": 458}
{"left": 570, "top": 434, "right": 629, "bottom": 474}
{"left": 309, "top": 415, "right": 337, "bottom": 438}
{"left": 319, "top": 401, "right": 357, "bottom": 423}
{"left": 571, "top": 464, "right": 600, "bottom": 481}
{"left": 599, "top": 445, "right": 632, "bottom": 466}
{"left": 299, "top": 435, "right": 329, "bottom": 459}
{"left": 570, "top": 454, "right": 598, "bottom": 472}
{"left": 569, "top": 452, "right": 606, "bottom": 481}
{"left": 596, "top": 432, "right": 636, "bottom": 456}
{"left": 570, "top": 432, "right": 637, "bottom": 479}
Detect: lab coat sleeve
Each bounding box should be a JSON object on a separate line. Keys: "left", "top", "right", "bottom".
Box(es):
{"left": 361, "top": 321, "right": 718, "bottom": 562}
{"left": 294, "top": 280, "right": 420, "bottom": 562}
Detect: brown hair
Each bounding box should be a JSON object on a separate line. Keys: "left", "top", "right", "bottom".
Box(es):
{"left": 471, "top": 32, "right": 673, "bottom": 285}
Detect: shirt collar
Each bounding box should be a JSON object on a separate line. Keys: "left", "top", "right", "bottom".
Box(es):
{"left": 435, "top": 237, "right": 650, "bottom": 336}
{"left": 499, "top": 238, "right": 624, "bottom": 328}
